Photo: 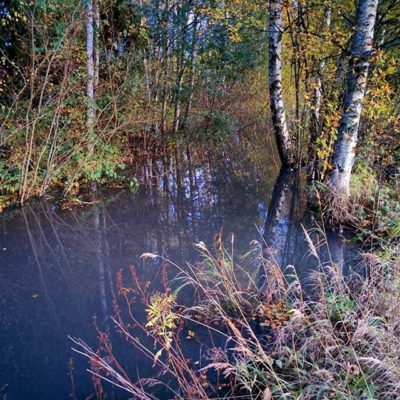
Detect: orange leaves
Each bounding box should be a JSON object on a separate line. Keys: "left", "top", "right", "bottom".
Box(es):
{"left": 255, "top": 300, "right": 291, "bottom": 329}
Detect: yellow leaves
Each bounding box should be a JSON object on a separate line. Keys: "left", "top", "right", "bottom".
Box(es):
{"left": 204, "top": 5, "right": 243, "bottom": 42}
{"left": 364, "top": 52, "right": 397, "bottom": 137}
{"left": 146, "top": 292, "right": 177, "bottom": 348}
{"left": 321, "top": 159, "right": 332, "bottom": 171}
{"left": 313, "top": 104, "right": 340, "bottom": 176}
{"left": 207, "top": 8, "right": 226, "bottom": 21}
{"left": 229, "top": 25, "right": 242, "bottom": 43}
{"left": 370, "top": 55, "right": 380, "bottom": 63}
{"left": 204, "top": 0, "right": 262, "bottom": 35}
{"left": 12, "top": 10, "right": 22, "bottom": 21}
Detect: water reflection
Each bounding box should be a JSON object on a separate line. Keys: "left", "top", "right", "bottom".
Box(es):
{"left": 261, "top": 166, "right": 356, "bottom": 292}
{"left": 263, "top": 168, "right": 298, "bottom": 265}
{"left": 0, "top": 154, "right": 357, "bottom": 399}
{"left": 0, "top": 153, "right": 278, "bottom": 399}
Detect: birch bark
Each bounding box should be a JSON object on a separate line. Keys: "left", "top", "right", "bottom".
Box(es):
{"left": 86, "top": 0, "right": 95, "bottom": 136}
{"left": 269, "top": 0, "right": 295, "bottom": 166}
{"left": 93, "top": 0, "right": 100, "bottom": 88}
{"left": 330, "top": 0, "right": 379, "bottom": 196}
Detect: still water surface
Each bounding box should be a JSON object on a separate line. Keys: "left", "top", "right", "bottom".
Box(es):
{"left": 0, "top": 151, "right": 358, "bottom": 399}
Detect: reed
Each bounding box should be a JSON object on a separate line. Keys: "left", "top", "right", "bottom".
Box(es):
{"left": 72, "top": 231, "right": 400, "bottom": 399}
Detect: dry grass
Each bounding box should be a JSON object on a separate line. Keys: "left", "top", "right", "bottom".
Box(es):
{"left": 72, "top": 232, "right": 400, "bottom": 399}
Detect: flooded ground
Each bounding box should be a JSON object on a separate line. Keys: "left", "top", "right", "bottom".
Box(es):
{"left": 0, "top": 148, "right": 359, "bottom": 399}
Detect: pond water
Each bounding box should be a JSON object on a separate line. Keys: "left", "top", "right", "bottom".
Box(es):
{"left": 0, "top": 148, "right": 359, "bottom": 399}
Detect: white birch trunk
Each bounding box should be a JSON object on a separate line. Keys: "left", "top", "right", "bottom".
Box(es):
{"left": 93, "top": 0, "right": 100, "bottom": 88}
{"left": 86, "top": 0, "right": 95, "bottom": 137}
{"left": 268, "top": 0, "right": 295, "bottom": 166}
{"left": 182, "top": 12, "right": 198, "bottom": 129}
{"left": 330, "top": 0, "right": 379, "bottom": 196}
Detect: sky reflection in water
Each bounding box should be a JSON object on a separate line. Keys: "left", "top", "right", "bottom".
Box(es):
{"left": 0, "top": 154, "right": 358, "bottom": 399}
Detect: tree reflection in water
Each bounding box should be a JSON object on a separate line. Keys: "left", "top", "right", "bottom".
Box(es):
{"left": 261, "top": 166, "right": 355, "bottom": 295}
{"left": 0, "top": 152, "right": 357, "bottom": 399}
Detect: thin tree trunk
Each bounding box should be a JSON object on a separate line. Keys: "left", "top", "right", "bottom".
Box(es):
{"left": 311, "top": 4, "right": 331, "bottom": 142}
{"left": 330, "top": 0, "right": 379, "bottom": 196}
{"left": 160, "top": 0, "right": 169, "bottom": 137}
{"left": 93, "top": 0, "right": 100, "bottom": 88}
{"left": 268, "top": 0, "right": 295, "bottom": 166}
{"left": 308, "top": 3, "right": 331, "bottom": 172}
{"left": 287, "top": 1, "right": 301, "bottom": 160}
{"left": 182, "top": 12, "right": 198, "bottom": 130}
{"left": 173, "top": 4, "right": 186, "bottom": 134}
{"left": 86, "top": 0, "right": 95, "bottom": 138}
{"left": 140, "top": 0, "right": 152, "bottom": 102}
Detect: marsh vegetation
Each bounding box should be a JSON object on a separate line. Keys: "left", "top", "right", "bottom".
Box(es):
{"left": 0, "top": 0, "right": 399, "bottom": 399}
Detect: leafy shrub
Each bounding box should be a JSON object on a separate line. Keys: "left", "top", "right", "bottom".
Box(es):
{"left": 0, "top": 164, "right": 20, "bottom": 195}
{"left": 350, "top": 162, "right": 378, "bottom": 204}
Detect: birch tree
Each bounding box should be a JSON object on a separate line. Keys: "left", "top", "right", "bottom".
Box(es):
{"left": 330, "top": 0, "right": 379, "bottom": 196}
{"left": 268, "top": 0, "right": 295, "bottom": 166}
{"left": 93, "top": 0, "right": 100, "bottom": 88}
{"left": 86, "top": 0, "right": 95, "bottom": 138}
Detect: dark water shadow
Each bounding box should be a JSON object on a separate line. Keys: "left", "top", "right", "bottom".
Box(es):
{"left": 261, "top": 166, "right": 361, "bottom": 297}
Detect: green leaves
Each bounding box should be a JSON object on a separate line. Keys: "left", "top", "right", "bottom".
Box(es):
{"left": 326, "top": 292, "right": 357, "bottom": 320}
{"left": 0, "top": 164, "right": 21, "bottom": 195}
{"left": 37, "top": 0, "right": 47, "bottom": 11}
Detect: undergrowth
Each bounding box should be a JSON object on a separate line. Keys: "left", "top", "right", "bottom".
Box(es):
{"left": 71, "top": 225, "right": 400, "bottom": 399}
{"left": 315, "top": 164, "right": 399, "bottom": 249}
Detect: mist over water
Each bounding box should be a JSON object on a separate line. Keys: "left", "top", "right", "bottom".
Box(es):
{"left": 0, "top": 149, "right": 359, "bottom": 399}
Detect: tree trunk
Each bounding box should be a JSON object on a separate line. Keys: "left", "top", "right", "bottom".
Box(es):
{"left": 181, "top": 12, "right": 198, "bottom": 130}
{"left": 160, "top": 0, "right": 169, "bottom": 138}
{"left": 173, "top": 4, "right": 187, "bottom": 134}
{"left": 308, "top": 3, "right": 331, "bottom": 176}
{"left": 268, "top": 0, "right": 295, "bottom": 166}
{"left": 311, "top": 4, "right": 331, "bottom": 141}
{"left": 86, "top": 0, "right": 95, "bottom": 137}
{"left": 330, "top": 0, "right": 379, "bottom": 196}
{"left": 93, "top": 0, "right": 100, "bottom": 88}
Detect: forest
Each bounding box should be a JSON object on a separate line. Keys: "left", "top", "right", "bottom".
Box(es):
{"left": 0, "top": 0, "right": 399, "bottom": 399}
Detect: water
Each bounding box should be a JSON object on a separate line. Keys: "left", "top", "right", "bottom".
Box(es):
{"left": 0, "top": 150, "right": 358, "bottom": 399}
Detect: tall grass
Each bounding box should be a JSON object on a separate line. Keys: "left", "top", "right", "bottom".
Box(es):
{"left": 72, "top": 232, "right": 400, "bottom": 399}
